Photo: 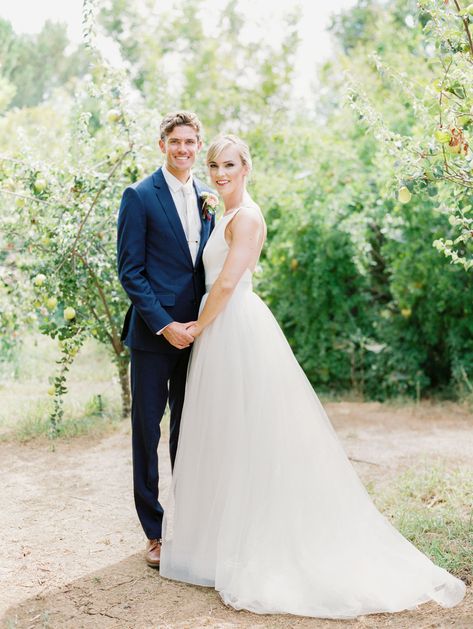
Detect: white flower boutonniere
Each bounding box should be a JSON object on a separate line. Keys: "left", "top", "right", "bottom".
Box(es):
{"left": 200, "top": 191, "right": 219, "bottom": 221}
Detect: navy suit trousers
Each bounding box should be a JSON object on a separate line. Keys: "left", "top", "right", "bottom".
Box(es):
{"left": 130, "top": 347, "right": 191, "bottom": 540}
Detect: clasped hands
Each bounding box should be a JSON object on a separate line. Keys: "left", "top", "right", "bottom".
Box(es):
{"left": 162, "top": 320, "right": 203, "bottom": 349}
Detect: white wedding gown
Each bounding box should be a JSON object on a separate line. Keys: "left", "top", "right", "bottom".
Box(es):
{"left": 160, "top": 207, "right": 466, "bottom": 619}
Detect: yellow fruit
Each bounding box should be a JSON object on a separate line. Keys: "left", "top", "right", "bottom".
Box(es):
{"left": 33, "top": 273, "right": 46, "bottom": 286}
{"left": 401, "top": 308, "right": 412, "bottom": 318}
{"left": 47, "top": 385, "right": 55, "bottom": 396}
{"left": 45, "top": 297, "right": 58, "bottom": 310}
{"left": 15, "top": 197, "right": 26, "bottom": 208}
{"left": 33, "top": 178, "right": 47, "bottom": 193}
{"left": 434, "top": 129, "right": 451, "bottom": 144}
{"left": 398, "top": 187, "right": 412, "bottom": 204}
{"left": 290, "top": 259, "right": 299, "bottom": 271}
{"left": 106, "top": 109, "right": 121, "bottom": 123}
{"left": 456, "top": 114, "right": 470, "bottom": 127}
{"left": 64, "top": 307, "right": 76, "bottom": 321}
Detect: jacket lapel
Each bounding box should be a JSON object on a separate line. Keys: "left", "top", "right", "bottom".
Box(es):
{"left": 194, "top": 179, "right": 212, "bottom": 266}
{"left": 152, "top": 168, "right": 193, "bottom": 266}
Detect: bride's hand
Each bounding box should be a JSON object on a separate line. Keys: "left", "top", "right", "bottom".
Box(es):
{"left": 186, "top": 322, "right": 203, "bottom": 338}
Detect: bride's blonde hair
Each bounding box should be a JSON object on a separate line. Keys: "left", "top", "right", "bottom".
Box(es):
{"left": 206, "top": 134, "right": 253, "bottom": 172}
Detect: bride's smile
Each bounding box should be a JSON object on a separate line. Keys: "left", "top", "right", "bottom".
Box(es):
{"left": 207, "top": 144, "right": 250, "bottom": 210}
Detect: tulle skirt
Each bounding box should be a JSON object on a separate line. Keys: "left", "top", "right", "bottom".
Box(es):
{"left": 160, "top": 283, "right": 465, "bottom": 618}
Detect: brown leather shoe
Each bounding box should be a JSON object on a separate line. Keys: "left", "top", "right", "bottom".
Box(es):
{"left": 146, "top": 538, "right": 162, "bottom": 568}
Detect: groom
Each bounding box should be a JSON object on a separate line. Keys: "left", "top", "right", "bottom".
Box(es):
{"left": 117, "top": 111, "right": 214, "bottom": 567}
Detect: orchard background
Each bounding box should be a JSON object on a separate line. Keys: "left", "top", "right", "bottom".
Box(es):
{"left": 1, "top": 1, "right": 472, "bottom": 625}
{"left": 1, "top": 0, "right": 473, "bottom": 428}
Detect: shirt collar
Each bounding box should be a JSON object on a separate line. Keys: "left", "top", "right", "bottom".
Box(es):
{"left": 162, "top": 164, "right": 193, "bottom": 193}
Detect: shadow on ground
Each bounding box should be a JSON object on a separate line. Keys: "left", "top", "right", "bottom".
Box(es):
{"left": 2, "top": 553, "right": 472, "bottom": 629}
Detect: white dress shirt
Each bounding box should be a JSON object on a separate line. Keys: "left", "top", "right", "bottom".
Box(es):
{"left": 162, "top": 164, "right": 201, "bottom": 264}
{"left": 157, "top": 165, "right": 202, "bottom": 335}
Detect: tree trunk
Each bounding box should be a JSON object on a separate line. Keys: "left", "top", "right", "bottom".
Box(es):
{"left": 117, "top": 353, "right": 131, "bottom": 418}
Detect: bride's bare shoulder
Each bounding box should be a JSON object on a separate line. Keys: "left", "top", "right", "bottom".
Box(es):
{"left": 237, "top": 200, "right": 265, "bottom": 225}
{"left": 230, "top": 206, "right": 265, "bottom": 240}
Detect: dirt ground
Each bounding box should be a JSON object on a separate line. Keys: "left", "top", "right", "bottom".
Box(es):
{"left": 1, "top": 401, "right": 472, "bottom": 629}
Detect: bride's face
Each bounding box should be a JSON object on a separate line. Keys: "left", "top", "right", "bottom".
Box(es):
{"left": 208, "top": 146, "right": 249, "bottom": 198}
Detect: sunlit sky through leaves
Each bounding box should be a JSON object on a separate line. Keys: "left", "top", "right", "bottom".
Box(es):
{"left": 1, "top": 0, "right": 358, "bottom": 102}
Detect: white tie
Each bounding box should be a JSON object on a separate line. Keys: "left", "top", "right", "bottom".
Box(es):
{"left": 182, "top": 182, "right": 199, "bottom": 265}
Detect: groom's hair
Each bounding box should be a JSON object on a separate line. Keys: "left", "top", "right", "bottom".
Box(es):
{"left": 160, "top": 111, "right": 203, "bottom": 141}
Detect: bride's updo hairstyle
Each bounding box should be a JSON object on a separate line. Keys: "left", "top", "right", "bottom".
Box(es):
{"left": 206, "top": 134, "right": 252, "bottom": 173}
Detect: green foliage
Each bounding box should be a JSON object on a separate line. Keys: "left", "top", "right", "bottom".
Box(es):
{"left": 370, "top": 201, "right": 473, "bottom": 397}
{"left": 0, "top": 0, "right": 304, "bottom": 432}
{"left": 98, "top": 0, "right": 299, "bottom": 137}
{"left": 262, "top": 209, "right": 373, "bottom": 393}
{"left": 0, "top": 41, "right": 147, "bottom": 427}
{"left": 0, "top": 18, "right": 91, "bottom": 109}
{"left": 348, "top": 0, "right": 473, "bottom": 269}
{"left": 1, "top": 0, "right": 473, "bottom": 413}
{"left": 257, "top": 0, "right": 473, "bottom": 399}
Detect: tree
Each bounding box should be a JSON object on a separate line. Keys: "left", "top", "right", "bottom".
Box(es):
{"left": 0, "top": 0, "right": 303, "bottom": 431}
{"left": 0, "top": 18, "right": 91, "bottom": 109}
{"left": 2, "top": 0, "right": 473, "bottom": 418}
{"left": 0, "top": 37, "right": 149, "bottom": 431}
{"left": 99, "top": 0, "right": 300, "bottom": 137}
{"left": 348, "top": 0, "right": 473, "bottom": 269}
{"left": 262, "top": 0, "right": 473, "bottom": 398}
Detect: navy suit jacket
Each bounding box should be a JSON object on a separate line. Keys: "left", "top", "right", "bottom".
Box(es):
{"left": 117, "top": 167, "right": 214, "bottom": 353}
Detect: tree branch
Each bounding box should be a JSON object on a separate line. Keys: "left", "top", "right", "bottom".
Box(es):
{"left": 454, "top": 0, "right": 473, "bottom": 56}
{"left": 0, "top": 189, "right": 55, "bottom": 206}
{"left": 57, "top": 148, "right": 132, "bottom": 271}
{"left": 76, "top": 252, "right": 123, "bottom": 356}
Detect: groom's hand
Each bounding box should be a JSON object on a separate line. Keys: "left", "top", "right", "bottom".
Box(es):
{"left": 162, "top": 322, "right": 195, "bottom": 349}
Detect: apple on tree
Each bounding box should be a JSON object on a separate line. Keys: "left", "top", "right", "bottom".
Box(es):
{"left": 33, "top": 273, "right": 46, "bottom": 287}
{"left": 398, "top": 186, "right": 412, "bottom": 204}
{"left": 33, "top": 178, "right": 47, "bottom": 194}
{"left": 63, "top": 307, "right": 76, "bottom": 321}
{"left": 45, "top": 297, "right": 58, "bottom": 310}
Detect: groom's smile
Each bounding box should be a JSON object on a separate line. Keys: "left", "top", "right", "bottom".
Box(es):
{"left": 159, "top": 124, "right": 202, "bottom": 181}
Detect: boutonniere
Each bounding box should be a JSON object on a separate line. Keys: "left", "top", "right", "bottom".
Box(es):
{"left": 200, "top": 191, "right": 219, "bottom": 221}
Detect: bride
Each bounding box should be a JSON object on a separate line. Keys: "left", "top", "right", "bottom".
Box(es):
{"left": 159, "top": 134, "right": 466, "bottom": 619}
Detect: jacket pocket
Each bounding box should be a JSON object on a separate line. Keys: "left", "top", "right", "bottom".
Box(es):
{"left": 156, "top": 293, "right": 175, "bottom": 307}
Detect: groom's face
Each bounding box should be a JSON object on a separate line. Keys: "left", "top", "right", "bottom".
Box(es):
{"left": 159, "top": 125, "right": 202, "bottom": 178}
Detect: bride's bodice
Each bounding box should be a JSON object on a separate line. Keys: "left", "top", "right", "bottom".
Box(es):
{"left": 203, "top": 209, "right": 253, "bottom": 292}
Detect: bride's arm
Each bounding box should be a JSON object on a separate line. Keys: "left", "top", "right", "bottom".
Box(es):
{"left": 189, "top": 209, "right": 262, "bottom": 336}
